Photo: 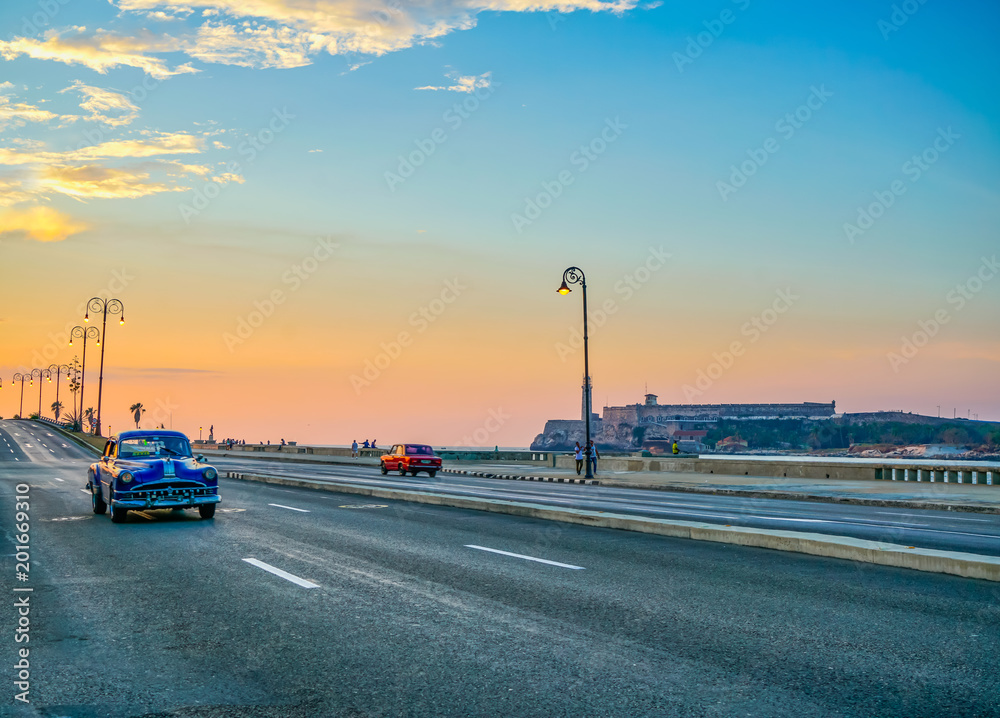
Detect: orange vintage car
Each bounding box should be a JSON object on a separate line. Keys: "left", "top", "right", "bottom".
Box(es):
{"left": 380, "top": 443, "right": 442, "bottom": 477}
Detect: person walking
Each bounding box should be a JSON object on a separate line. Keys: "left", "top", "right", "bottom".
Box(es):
{"left": 574, "top": 442, "right": 584, "bottom": 475}
{"left": 586, "top": 440, "right": 600, "bottom": 476}
{"left": 672, "top": 439, "right": 679, "bottom": 455}
{"left": 351, "top": 440, "right": 359, "bottom": 458}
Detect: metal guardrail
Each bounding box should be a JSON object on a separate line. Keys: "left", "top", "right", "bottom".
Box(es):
{"left": 876, "top": 466, "right": 995, "bottom": 485}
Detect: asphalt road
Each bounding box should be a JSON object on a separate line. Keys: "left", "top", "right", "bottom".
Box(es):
{"left": 1, "top": 436, "right": 999, "bottom": 716}
{"left": 210, "top": 455, "right": 1000, "bottom": 557}
{"left": 0, "top": 421, "right": 93, "bottom": 463}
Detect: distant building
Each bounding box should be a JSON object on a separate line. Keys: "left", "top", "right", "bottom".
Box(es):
{"left": 531, "top": 389, "right": 837, "bottom": 451}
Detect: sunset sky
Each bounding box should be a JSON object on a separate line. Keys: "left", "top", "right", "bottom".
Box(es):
{"left": 1, "top": 0, "right": 998, "bottom": 446}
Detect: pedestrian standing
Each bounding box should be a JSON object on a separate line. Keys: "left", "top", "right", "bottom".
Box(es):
{"left": 574, "top": 442, "right": 584, "bottom": 475}
{"left": 586, "top": 440, "right": 600, "bottom": 475}
{"left": 351, "top": 439, "right": 358, "bottom": 458}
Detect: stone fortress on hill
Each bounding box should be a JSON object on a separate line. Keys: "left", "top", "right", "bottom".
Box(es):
{"left": 530, "top": 382, "right": 837, "bottom": 452}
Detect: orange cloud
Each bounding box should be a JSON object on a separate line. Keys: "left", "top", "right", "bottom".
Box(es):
{"left": 38, "top": 164, "right": 184, "bottom": 200}
{"left": 0, "top": 133, "right": 204, "bottom": 165}
{"left": 0, "top": 206, "right": 89, "bottom": 242}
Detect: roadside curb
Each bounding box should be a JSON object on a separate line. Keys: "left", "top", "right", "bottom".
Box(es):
{"left": 441, "top": 468, "right": 599, "bottom": 485}
{"left": 225, "top": 470, "right": 1000, "bottom": 582}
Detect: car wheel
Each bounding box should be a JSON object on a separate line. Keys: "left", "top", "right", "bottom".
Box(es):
{"left": 110, "top": 505, "right": 128, "bottom": 523}
{"left": 199, "top": 504, "right": 216, "bottom": 520}
{"left": 409, "top": 470, "right": 418, "bottom": 476}
{"left": 91, "top": 484, "right": 107, "bottom": 515}
{"left": 399, "top": 464, "right": 407, "bottom": 476}
{"left": 380, "top": 463, "right": 388, "bottom": 475}
{"left": 428, "top": 471, "right": 437, "bottom": 478}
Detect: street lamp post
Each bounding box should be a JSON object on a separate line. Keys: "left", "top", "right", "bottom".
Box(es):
{"left": 47, "top": 364, "right": 72, "bottom": 422}
{"left": 557, "top": 266, "right": 594, "bottom": 479}
{"left": 12, "top": 373, "right": 29, "bottom": 418}
{"left": 85, "top": 297, "right": 124, "bottom": 437}
{"left": 70, "top": 326, "right": 100, "bottom": 433}
{"left": 31, "top": 368, "right": 51, "bottom": 418}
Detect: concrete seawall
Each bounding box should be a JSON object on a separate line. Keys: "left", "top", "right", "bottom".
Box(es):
{"left": 553, "top": 454, "right": 998, "bottom": 483}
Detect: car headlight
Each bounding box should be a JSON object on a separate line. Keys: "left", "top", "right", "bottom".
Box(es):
{"left": 203, "top": 467, "right": 218, "bottom": 481}
{"left": 120, "top": 472, "right": 134, "bottom": 484}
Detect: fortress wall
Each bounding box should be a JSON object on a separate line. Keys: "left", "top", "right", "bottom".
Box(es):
{"left": 629, "top": 402, "right": 836, "bottom": 421}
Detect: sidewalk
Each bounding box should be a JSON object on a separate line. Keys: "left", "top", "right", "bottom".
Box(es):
{"left": 444, "top": 462, "right": 1000, "bottom": 514}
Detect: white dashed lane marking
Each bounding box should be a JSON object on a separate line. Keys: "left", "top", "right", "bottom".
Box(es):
{"left": 268, "top": 503, "right": 310, "bottom": 513}
{"left": 242, "top": 558, "right": 319, "bottom": 588}
{"left": 465, "top": 545, "right": 585, "bottom": 570}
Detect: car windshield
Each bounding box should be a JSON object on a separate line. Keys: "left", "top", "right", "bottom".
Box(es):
{"left": 405, "top": 445, "right": 434, "bottom": 455}
{"left": 118, "top": 436, "right": 193, "bottom": 459}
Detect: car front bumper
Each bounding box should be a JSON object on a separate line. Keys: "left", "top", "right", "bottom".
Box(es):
{"left": 111, "top": 487, "right": 220, "bottom": 510}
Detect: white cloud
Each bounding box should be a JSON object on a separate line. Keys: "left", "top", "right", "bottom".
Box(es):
{"left": 184, "top": 21, "right": 321, "bottom": 69}
{"left": 108, "top": 0, "right": 638, "bottom": 70}
{"left": 416, "top": 71, "right": 492, "bottom": 93}
{"left": 0, "top": 29, "right": 199, "bottom": 80}
{"left": 60, "top": 81, "right": 140, "bottom": 127}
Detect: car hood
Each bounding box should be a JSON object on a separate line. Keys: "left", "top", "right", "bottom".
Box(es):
{"left": 118, "top": 457, "right": 213, "bottom": 481}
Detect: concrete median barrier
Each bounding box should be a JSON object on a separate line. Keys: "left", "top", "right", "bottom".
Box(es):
{"left": 225, "top": 471, "right": 1000, "bottom": 582}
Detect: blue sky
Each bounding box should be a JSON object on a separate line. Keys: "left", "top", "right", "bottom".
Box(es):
{"left": 1, "top": 0, "right": 998, "bottom": 442}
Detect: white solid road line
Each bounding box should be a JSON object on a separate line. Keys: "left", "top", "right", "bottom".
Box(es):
{"left": 268, "top": 503, "right": 310, "bottom": 513}
{"left": 465, "top": 544, "right": 585, "bottom": 570}
{"left": 242, "top": 558, "right": 319, "bottom": 588}
{"left": 53, "top": 478, "right": 64, "bottom": 482}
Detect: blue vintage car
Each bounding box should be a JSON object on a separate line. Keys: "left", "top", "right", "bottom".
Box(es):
{"left": 87, "top": 430, "right": 220, "bottom": 523}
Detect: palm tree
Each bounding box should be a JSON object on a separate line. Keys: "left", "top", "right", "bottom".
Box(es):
{"left": 129, "top": 402, "right": 145, "bottom": 429}
{"left": 83, "top": 407, "right": 95, "bottom": 434}
{"left": 51, "top": 400, "right": 64, "bottom": 421}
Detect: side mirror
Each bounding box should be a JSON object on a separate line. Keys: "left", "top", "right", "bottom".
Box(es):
{"left": 196, "top": 454, "right": 205, "bottom": 462}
